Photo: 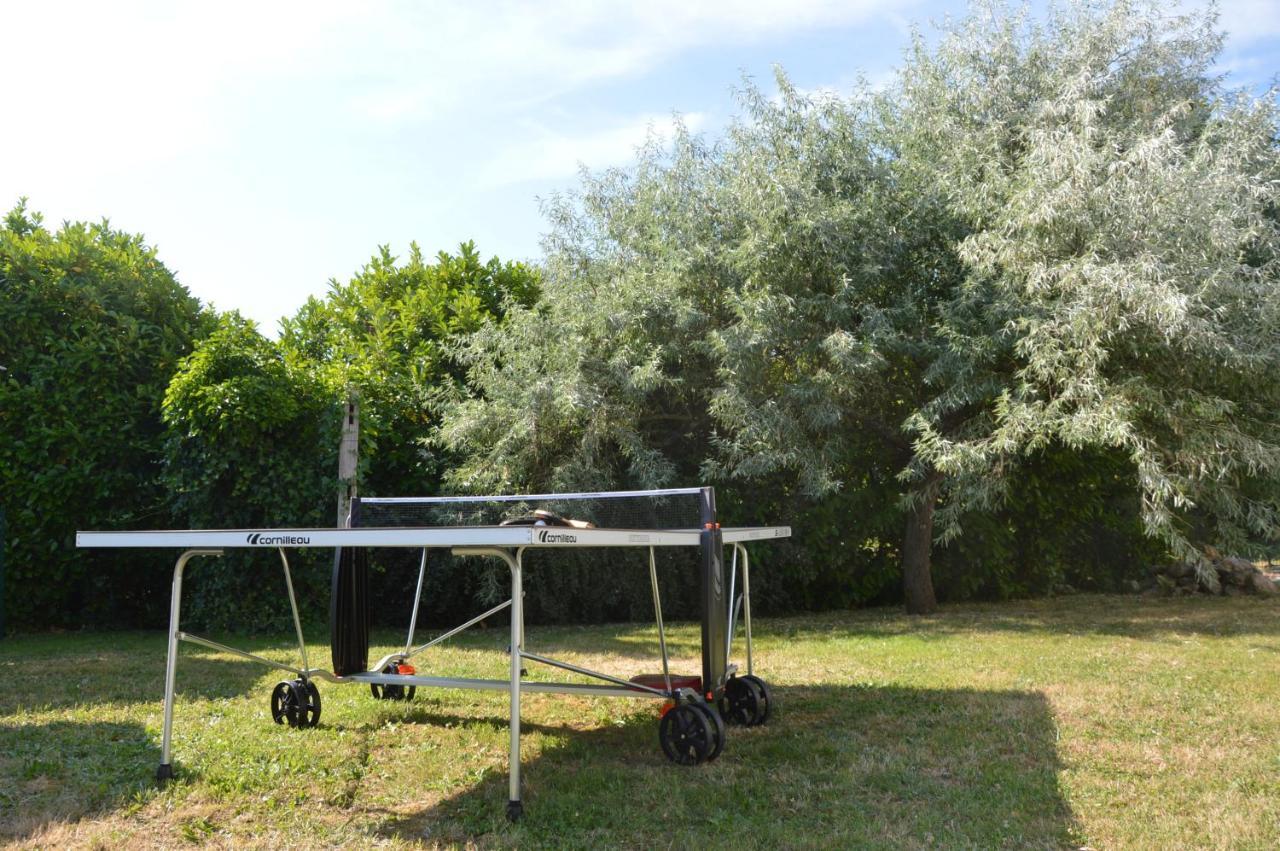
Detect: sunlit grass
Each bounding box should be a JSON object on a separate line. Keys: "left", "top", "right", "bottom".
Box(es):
{"left": 1, "top": 595, "right": 1277, "bottom": 848}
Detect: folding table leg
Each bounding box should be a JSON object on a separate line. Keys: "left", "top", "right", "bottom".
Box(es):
{"left": 404, "top": 548, "right": 428, "bottom": 655}
{"left": 736, "top": 543, "right": 754, "bottom": 676}
{"left": 507, "top": 547, "right": 524, "bottom": 821}
{"left": 648, "top": 546, "right": 672, "bottom": 694}
{"left": 454, "top": 544, "right": 526, "bottom": 820}
{"left": 157, "top": 549, "right": 222, "bottom": 783}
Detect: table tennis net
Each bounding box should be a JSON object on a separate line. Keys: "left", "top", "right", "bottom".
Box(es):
{"left": 351, "top": 487, "right": 715, "bottom": 531}
{"left": 332, "top": 487, "right": 720, "bottom": 678}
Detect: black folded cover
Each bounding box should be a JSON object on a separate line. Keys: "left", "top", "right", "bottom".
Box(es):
{"left": 700, "top": 526, "right": 727, "bottom": 695}
{"left": 330, "top": 546, "right": 370, "bottom": 676}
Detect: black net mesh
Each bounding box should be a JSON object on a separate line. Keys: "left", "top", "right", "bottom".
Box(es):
{"left": 354, "top": 489, "right": 710, "bottom": 531}
{"left": 338, "top": 489, "right": 721, "bottom": 672}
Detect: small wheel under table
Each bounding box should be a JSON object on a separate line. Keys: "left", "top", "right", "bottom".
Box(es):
{"left": 689, "top": 701, "right": 726, "bottom": 761}
{"left": 270, "top": 678, "right": 321, "bottom": 728}
{"left": 658, "top": 702, "right": 716, "bottom": 765}
{"left": 370, "top": 662, "right": 416, "bottom": 701}
{"left": 739, "top": 674, "right": 772, "bottom": 726}
{"left": 720, "top": 674, "right": 770, "bottom": 727}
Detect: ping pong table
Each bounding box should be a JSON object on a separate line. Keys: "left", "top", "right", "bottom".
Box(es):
{"left": 77, "top": 486, "right": 789, "bottom": 820}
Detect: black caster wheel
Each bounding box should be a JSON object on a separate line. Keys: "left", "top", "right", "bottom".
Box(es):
{"left": 506, "top": 800, "right": 523, "bottom": 822}
{"left": 303, "top": 680, "right": 322, "bottom": 725}
{"left": 370, "top": 663, "right": 416, "bottom": 701}
{"left": 271, "top": 679, "right": 321, "bottom": 728}
{"left": 719, "top": 674, "right": 768, "bottom": 727}
{"left": 659, "top": 702, "right": 715, "bottom": 765}
{"left": 740, "top": 674, "right": 772, "bottom": 725}
{"left": 689, "top": 701, "right": 726, "bottom": 761}
{"left": 270, "top": 680, "right": 296, "bottom": 726}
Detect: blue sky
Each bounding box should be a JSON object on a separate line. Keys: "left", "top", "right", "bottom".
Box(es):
{"left": 2, "top": 1, "right": 1277, "bottom": 334}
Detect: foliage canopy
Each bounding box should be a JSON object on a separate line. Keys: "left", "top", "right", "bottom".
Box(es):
{"left": 0, "top": 201, "right": 207, "bottom": 626}
{"left": 442, "top": 0, "right": 1280, "bottom": 609}
{"left": 280, "top": 241, "right": 540, "bottom": 497}
{"left": 6, "top": 0, "right": 1277, "bottom": 630}
{"left": 159, "top": 243, "right": 540, "bottom": 629}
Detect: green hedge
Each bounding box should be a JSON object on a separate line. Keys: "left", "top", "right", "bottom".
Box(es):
{"left": 160, "top": 313, "right": 340, "bottom": 631}
{"left": 0, "top": 202, "right": 207, "bottom": 628}
{"left": 0, "top": 202, "right": 1160, "bottom": 633}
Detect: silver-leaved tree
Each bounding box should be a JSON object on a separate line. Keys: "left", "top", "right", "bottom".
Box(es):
{"left": 441, "top": 0, "right": 1280, "bottom": 613}
{"left": 887, "top": 0, "right": 1280, "bottom": 605}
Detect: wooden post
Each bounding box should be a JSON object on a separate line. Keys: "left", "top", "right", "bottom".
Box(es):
{"left": 337, "top": 393, "right": 359, "bottom": 528}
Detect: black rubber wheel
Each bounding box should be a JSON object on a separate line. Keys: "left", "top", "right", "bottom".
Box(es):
{"left": 370, "top": 663, "right": 416, "bottom": 701}
{"left": 298, "top": 680, "right": 321, "bottom": 727}
{"left": 271, "top": 679, "right": 320, "bottom": 728}
{"left": 659, "top": 703, "right": 715, "bottom": 766}
{"left": 689, "top": 701, "right": 726, "bottom": 762}
{"left": 719, "top": 675, "right": 766, "bottom": 726}
{"left": 271, "top": 680, "right": 299, "bottom": 726}
{"left": 740, "top": 675, "right": 772, "bottom": 726}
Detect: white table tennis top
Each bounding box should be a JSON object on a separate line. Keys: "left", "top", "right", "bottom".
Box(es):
{"left": 77, "top": 525, "right": 790, "bottom": 550}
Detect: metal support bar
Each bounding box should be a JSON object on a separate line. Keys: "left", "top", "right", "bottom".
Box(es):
{"left": 404, "top": 548, "right": 428, "bottom": 655}
{"left": 405, "top": 598, "right": 513, "bottom": 659}
{"left": 648, "top": 546, "right": 672, "bottom": 694}
{"left": 451, "top": 545, "right": 524, "bottom": 818}
{"left": 521, "top": 650, "right": 669, "bottom": 698}
{"left": 159, "top": 549, "right": 223, "bottom": 780}
{"left": 509, "top": 548, "right": 523, "bottom": 817}
{"left": 726, "top": 544, "right": 738, "bottom": 661}
{"left": 735, "top": 543, "right": 754, "bottom": 676}
{"left": 516, "top": 547, "right": 526, "bottom": 652}
{"left": 177, "top": 631, "right": 303, "bottom": 676}
{"left": 729, "top": 592, "right": 744, "bottom": 654}
{"left": 278, "top": 548, "right": 309, "bottom": 675}
{"left": 337, "top": 672, "right": 664, "bottom": 698}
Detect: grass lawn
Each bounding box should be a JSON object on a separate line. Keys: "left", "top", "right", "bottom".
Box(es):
{"left": 0, "top": 594, "right": 1277, "bottom": 849}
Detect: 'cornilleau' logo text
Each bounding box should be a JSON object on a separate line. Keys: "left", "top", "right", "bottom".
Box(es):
{"left": 537, "top": 529, "right": 577, "bottom": 544}
{"left": 246, "top": 532, "right": 311, "bottom": 546}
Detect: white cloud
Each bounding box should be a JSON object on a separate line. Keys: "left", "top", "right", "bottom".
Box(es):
{"left": 0, "top": 0, "right": 936, "bottom": 333}
{"left": 0, "top": 0, "right": 910, "bottom": 178}
{"left": 0, "top": 2, "right": 352, "bottom": 170}
{"left": 481, "top": 112, "right": 709, "bottom": 187}
{"left": 1217, "top": 0, "right": 1280, "bottom": 43}
{"left": 340, "top": 0, "right": 914, "bottom": 124}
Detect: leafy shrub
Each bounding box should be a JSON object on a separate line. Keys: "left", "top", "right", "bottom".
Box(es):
{"left": 159, "top": 244, "right": 541, "bottom": 631}
{"left": 932, "top": 446, "right": 1165, "bottom": 601}
{"left": 161, "top": 313, "right": 339, "bottom": 630}
{"left": 0, "top": 201, "right": 207, "bottom": 628}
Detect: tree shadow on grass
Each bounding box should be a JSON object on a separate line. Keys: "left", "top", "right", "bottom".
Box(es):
{"left": 0, "top": 638, "right": 296, "bottom": 843}
{"left": 0, "top": 719, "right": 156, "bottom": 843}
{"left": 372, "top": 683, "right": 1079, "bottom": 849}
{"left": 376, "top": 595, "right": 1280, "bottom": 671}
{"left": 0, "top": 642, "right": 277, "bottom": 714}
{"left": 423, "top": 627, "right": 706, "bottom": 668}
{"left": 760, "top": 595, "right": 1280, "bottom": 645}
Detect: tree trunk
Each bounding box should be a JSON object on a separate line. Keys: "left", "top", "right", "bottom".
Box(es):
{"left": 903, "top": 469, "right": 943, "bottom": 615}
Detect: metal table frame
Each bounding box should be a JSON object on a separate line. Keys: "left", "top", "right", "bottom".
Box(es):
{"left": 77, "top": 523, "right": 789, "bottom": 817}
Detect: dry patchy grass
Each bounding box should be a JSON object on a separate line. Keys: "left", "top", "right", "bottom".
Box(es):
{"left": 0, "top": 595, "right": 1277, "bottom": 849}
